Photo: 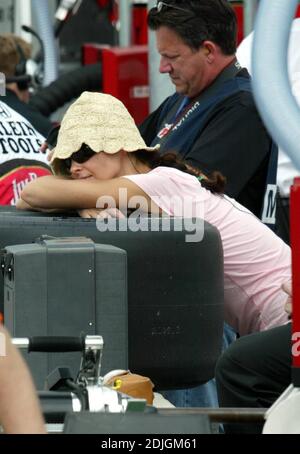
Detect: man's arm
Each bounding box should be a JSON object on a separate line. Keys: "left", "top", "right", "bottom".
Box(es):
{"left": 282, "top": 281, "right": 292, "bottom": 316}
{"left": 0, "top": 325, "right": 46, "bottom": 433}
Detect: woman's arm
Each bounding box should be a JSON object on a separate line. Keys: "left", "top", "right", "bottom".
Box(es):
{"left": 16, "top": 196, "right": 71, "bottom": 214}
{"left": 19, "top": 175, "right": 160, "bottom": 214}
{"left": 16, "top": 198, "right": 39, "bottom": 211}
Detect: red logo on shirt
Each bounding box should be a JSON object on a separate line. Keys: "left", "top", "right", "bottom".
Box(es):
{"left": 0, "top": 166, "right": 51, "bottom": 205}
{"left": 157, "top": 123, "right": 173, "bottom": 139}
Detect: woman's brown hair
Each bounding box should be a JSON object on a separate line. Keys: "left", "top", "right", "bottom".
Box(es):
{"left": 133, "top": 150, "right": 226, "bottom": 194}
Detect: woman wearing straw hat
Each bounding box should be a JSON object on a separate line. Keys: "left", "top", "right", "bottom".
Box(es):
{"left": 17, "top": 91, "right": 290, "bottom": 337}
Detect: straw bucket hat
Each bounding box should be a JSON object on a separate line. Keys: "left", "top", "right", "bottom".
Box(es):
{"left": 50, "top": 91, "right": 159, "bottom": 175}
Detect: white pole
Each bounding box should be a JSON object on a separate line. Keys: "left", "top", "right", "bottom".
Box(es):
{"left": 243, "top": 0, "right": 259, "bottom": 36}
{"left": 14, "top": 0, "right": 32, "bottom": 41}
{"left": 148, "top": 0, "right": 174, "bottom": 112}
{"left": 119, "top": 0, "right": 132, "bottom": 47}
{"left": 252, "top": 0, "right": 300, "bottom": 171}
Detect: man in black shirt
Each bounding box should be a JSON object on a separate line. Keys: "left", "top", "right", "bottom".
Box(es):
{"left": 139, "top": 0, "right": 276, "bottom": 222}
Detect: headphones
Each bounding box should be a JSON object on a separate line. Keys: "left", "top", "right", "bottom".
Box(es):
{"left": 6, "top": 42, "right": 32, "bottom": 89}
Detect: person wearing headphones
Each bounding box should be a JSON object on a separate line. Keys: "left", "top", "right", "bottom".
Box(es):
{"left": 0, "top": 33, "right": 52, "bottom": 206}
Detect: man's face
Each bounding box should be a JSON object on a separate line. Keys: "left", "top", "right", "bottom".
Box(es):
{"left": 156, "top": 26, "right": 209, "bottom": 98}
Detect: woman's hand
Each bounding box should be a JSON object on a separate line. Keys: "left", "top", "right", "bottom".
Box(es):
{"left": 78, "top": 208, "right": 126, "bottom": 219}
{"left": 78, "top": 208, "right": 102, "bottom": 219}
{"left": 98, "top": 208, "right": 126, "bottom": 219}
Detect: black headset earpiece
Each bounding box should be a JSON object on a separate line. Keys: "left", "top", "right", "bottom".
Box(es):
{"left": 14, "top": 42, "right": 27, "bottom": 78}
{"left": 6, "top": 41, "right": 32, "bottom": 88}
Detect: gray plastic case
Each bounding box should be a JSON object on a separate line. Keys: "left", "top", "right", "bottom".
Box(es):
{"left": 3, "top": 237, "right": 127, "bottom": 388}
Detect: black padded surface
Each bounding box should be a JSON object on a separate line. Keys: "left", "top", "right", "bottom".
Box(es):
{"left": 0, "top": 210, "right": 224, "bottom": 389}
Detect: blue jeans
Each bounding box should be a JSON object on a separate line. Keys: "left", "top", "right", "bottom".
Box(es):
{"left": 161, "top": 324, "right": 236, "bottom": 407}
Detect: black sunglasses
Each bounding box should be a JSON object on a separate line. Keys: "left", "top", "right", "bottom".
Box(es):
{"left": 63, "top": 144, "right": 97, "bottom": 171}
{"left": 155, "top": 1, "right": 191, "bottom": 14}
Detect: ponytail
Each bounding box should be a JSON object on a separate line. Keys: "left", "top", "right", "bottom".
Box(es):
{"left": 134, "top": 150, "right": 226, "bottom": 194}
